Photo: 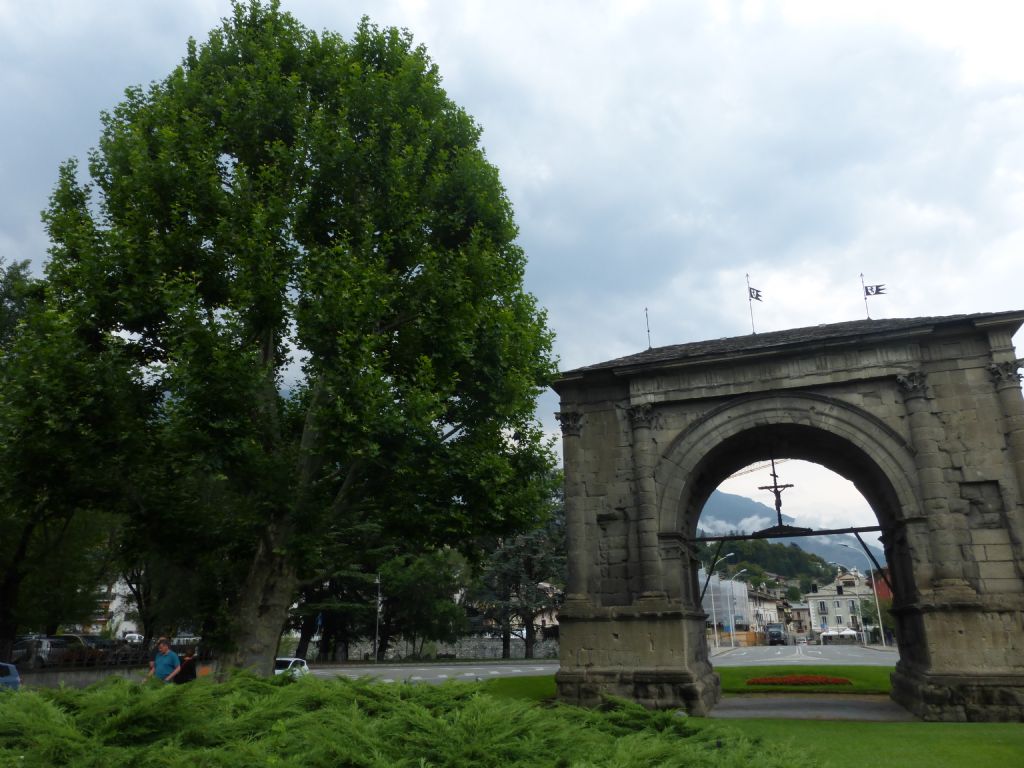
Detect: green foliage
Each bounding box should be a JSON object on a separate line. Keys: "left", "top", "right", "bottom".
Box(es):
{"left": 0, "top": 257, "right": 34, "bottom": 347}
{"left": 0, "top": 298, "right": 141, "bottom": 653}
{"left": 699, "top": 539, "right": 832, "bottom": 586}
{"left": 379, "top": 550, "right": 469, "bottom": 655}
{"left": 0, "top": 674, "right": 812, "bottom": 767}
{"left": 40, "top": 0, "right": 557, "bottom": 665}
{"left": 465, "top": 478, "right": 564, "bottom": 655}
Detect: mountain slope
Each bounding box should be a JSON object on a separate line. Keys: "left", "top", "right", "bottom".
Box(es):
{"left": 700, "top": 490, "right": 887, "bottom": 568}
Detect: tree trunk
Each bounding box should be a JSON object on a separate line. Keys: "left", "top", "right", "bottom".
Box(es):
{"left": 501, "top": 611, "right": 511, "bottom": 659}
{"left": 226, "top": 525, "right": 297, "bottom": 674}
{"left": 294, "top": 613, "right": 317, "bottom": 660}
{"left": 0, "top": 565, "right": 26, "bottom": 663}
{"left": 334, "top": 636, "right": 349, "bottom": 662}
{"left": 524, "top": 614, "right": 536, "bottom": 659}
{"left": 377, "top": 621, "right": 392, "bottom": 660}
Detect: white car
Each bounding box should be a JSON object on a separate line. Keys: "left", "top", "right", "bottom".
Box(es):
{"left": 274, "top": 657, "right": 310, "bottom": 677}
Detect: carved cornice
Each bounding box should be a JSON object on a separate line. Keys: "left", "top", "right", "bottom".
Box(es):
{"left": 988, "top": 360, "right": 1023, "bottom": 386}
{"left": 627, "top": 403, "right": 654, "bottom": 430}
{"left": 555, "top": 409, "right": 583, "bottom": 437}
{"left": 896, "top": 371, "right": 928, "bottom": 398}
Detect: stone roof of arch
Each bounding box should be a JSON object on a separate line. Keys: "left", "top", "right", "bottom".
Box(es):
{"left": 557, "top": 309, "right": 1024, "bottom": 382}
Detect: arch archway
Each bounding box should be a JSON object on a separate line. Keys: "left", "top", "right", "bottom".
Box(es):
{"left": 554, "top": 312, "right": 1024, "bottom": 721}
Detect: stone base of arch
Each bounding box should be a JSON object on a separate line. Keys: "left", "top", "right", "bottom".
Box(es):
{"left": 891, "top": 670, "right": 1024, "bottom": 722}
{"left": 890, "top": 603, "right": 1024, "bottom": 721}
{"left": 555, "top": 602, "right": 720, "bottom": 715}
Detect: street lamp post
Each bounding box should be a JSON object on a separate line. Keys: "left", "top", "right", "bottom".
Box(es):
{"left": 841, "top": 544, "right": 886, "bottom": 647}
{"left": 728, "top": 568, "right": 748, "bottom": 648}
{"left": 708, "top": 553, "right": 734, "bottom": 649}
{"left": 709, "top": 582, "right": 719, "bottom": 648}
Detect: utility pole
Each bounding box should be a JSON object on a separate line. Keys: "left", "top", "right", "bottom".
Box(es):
{"left": 729, "top": 568, "right": 748, "bottom": 648}
{"left": 374, "top": 573, "right": 382, "bottom": 663}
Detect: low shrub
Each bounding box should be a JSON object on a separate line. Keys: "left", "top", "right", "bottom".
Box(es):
{"left": 0, "top": 672, "right": 815, "bottom": 767}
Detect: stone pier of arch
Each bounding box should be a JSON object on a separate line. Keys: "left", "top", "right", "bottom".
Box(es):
{"left": 553, "top": 311, "right": 1024, "bottom": 722}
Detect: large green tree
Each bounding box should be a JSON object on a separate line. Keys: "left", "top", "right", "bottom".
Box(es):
{"left": 43, "top": 1, "right": 555, "bottom": 672}
{"left": 467, "top": 480, "right": 565, "bottom": 659}
{"left": 0, "top": 297, "right": 140, "bottom": 661}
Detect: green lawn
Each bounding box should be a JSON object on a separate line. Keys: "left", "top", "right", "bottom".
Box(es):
{"left": 485, "top": 666, "right": 892, "bottom": 701}
{"left": 487, "top": 672, "right": 1024, "bottom": 768}
{"left": 712, "top": 719, "right": 1024, "bottom": 768}
{"left": 483, "top": 674, "right": 557, "bottom": 701}
{"left": 717, "top": 664, "right": 893, "bottom": 694}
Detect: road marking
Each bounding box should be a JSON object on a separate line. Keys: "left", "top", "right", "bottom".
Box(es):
{"left": 410, "top": 676, "right": 423, "bottom": 681}
{"left": 381, "top": 678, "right": 394, "bottom": 683}
{"left": 460, "top": 672, "right": 475, "bottom": 677}
{"left": 488, "top": 671, "right": 499, "bottom": 675}
{"left": 436, "top": 674, "right": 448, "bottom": 679}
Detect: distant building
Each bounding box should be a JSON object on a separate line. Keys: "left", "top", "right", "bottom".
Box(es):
{"left": 805, "top": 568, "right": 874, "bottom": 641}
{"left": 697, "top": 569, "right": 751, "bottom": 633}
{"left": 747, "top": 586, "right": 781, "bottom": 633}
{"left": 789, "top": 602, "right": 811, "bottom": 637}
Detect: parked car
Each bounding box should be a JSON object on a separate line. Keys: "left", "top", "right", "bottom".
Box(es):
{"left": 11, "top": 637, "right": 69, "bottom": 669}
{"left": 274, "top": 658, "right": 309, "bottom": 678}
{"left": 122, "top": 633, "right": 144, "bottom": 644}
{"left": 57, "top": 635, "right": 107, "bottom": 666}
{"left": 0, "top": 662, "right": 19, "bottom": 691}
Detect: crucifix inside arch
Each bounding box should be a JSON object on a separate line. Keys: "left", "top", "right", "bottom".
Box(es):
{"left": 758, "top": 457, "right": 793, "bottom": 529}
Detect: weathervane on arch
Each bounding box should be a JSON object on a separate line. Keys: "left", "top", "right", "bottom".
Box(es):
{"left": 861, "top": 273, "right": 887, "bottom": 319}
{"left": 746, "top": 274, "right": 763, "bottom": 334}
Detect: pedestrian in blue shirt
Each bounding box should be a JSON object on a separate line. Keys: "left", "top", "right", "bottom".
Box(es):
{"left": 147, "top": 637, "right": 181, "bottom": 683}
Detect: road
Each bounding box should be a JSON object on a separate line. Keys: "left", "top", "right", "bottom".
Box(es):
{"left": 311, "top": 661, "right": 559, "bottom": 684}
{"left": 310, "top": 645, "right": 897, "bottom": 684}
{"left": 711, "top": 644, "right": 898, "bottom": 667}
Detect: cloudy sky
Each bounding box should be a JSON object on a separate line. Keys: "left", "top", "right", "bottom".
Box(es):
{"left": 3, "top": 0, "right": 1023, "bottom": 538}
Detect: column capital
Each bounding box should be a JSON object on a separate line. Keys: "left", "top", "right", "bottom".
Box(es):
{"left": 555, "top": 409, "right": 583, "bottom": 437}
{"left": 896, "top": 371, "right": 928, "bottom": 399}
{"left": 988, "top": 359, "right": 1023, "bottom": 386}
{"left": 627, "top": 403, "right": 654, "bottom": 430}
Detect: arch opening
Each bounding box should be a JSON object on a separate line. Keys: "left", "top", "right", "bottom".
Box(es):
{"left": 695, "top": 456, "right": 899, "bottom": 655}
{"left": 677, "top": 423, "right": 905, "bottom": 542}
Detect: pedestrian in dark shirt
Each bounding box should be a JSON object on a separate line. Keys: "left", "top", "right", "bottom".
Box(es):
{"left": 174, "top": 648, "right": 198, "bottom": 684}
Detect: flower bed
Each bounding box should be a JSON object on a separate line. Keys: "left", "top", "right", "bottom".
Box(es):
{"left": 746, "top": 674, "right": 853, "bottom": 686}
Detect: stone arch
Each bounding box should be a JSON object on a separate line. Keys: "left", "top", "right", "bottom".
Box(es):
{"left": 653, "top": 393, "right": 926, "bottom": 616}
{"left": 553, "top": 311, "right": 1024, "bottom": 721}
{"left": 657, "top": 391, "right": 918, "bottom": 538}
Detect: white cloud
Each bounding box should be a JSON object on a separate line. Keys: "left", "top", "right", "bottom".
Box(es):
{"left": 3, "top": 0, "right": 1023, "bottom": 530}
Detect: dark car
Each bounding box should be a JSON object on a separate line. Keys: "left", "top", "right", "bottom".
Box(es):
{"left": 59, "top": 635, "right": 110, "bottom": 666}
{"left": 765, "top": 623, "right": 789, "bottom": 646}
{"left": 11, "top": 637, "right": 69, "bottom": 669}
{"left": 0, "top": 662, "right": 21, "bottom": 690}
